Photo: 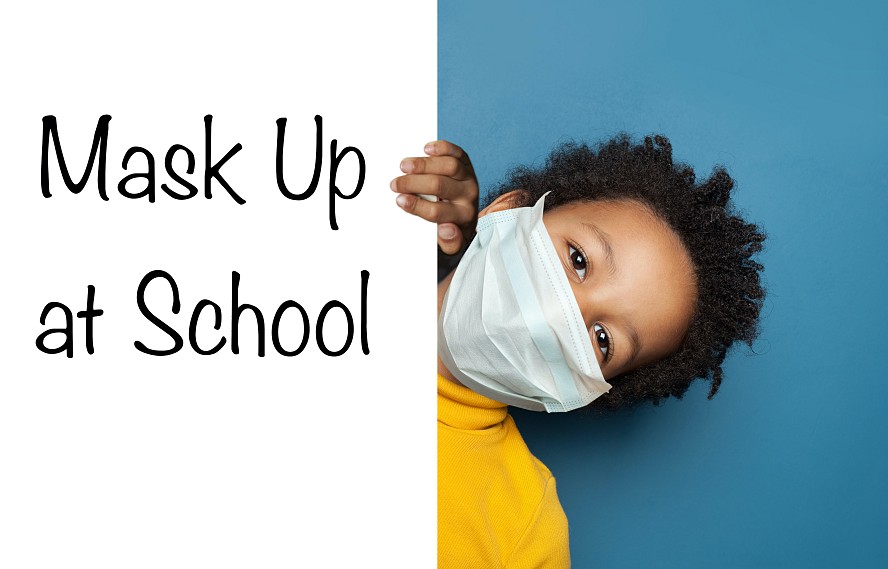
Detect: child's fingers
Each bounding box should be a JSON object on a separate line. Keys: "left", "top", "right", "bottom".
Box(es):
{"left": 399, "top": 155, "right": 473, "bottom": 182}
{"left": 437, "top": 223, "right": 464, "bottom": 255}
{"left": 393, "top": 141, "right": 479, "bottom": 255}
{"left": 424, "top": 140, "right": 468, "bottom": 162}
{"left": 395, "top": 193, "right": 475, "bottom": 226}
{"left": 390, "top": 174, "right": 475, "bottom": 202}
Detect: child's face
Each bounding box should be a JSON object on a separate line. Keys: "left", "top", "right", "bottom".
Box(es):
{"left": 541, "top": 199, "right": 698, "bottom": 380}
{"left": 468, "top": 192, "right": 698, "bottom": 382}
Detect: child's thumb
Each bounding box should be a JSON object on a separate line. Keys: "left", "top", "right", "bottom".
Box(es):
{"left": 437, "top": 223, "right": 462, "bottom": 255}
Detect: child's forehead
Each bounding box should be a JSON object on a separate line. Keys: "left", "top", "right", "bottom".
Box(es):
{"left": 544, "top": 198, "right": 664, "bottom": 229}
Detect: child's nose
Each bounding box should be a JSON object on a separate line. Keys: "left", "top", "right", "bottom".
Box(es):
{"left": 567, "top": 281, "right": 596, "bottom": 331}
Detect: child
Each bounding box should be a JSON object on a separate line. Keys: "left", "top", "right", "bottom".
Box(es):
{"left": 392, "top": 135, "right": 765, "bottom": 567}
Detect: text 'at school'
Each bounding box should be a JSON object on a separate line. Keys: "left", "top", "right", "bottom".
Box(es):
{"left": 35, "top": 270, "right": 371, "bottom": 359}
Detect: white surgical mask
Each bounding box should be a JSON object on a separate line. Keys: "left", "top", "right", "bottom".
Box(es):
{"left": 438, "top": 193, "right": 612, "bottom": 412}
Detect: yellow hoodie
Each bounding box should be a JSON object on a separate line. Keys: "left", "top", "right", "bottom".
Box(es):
{"left": 438, "top": 374, "right": 571, "bottom": 568}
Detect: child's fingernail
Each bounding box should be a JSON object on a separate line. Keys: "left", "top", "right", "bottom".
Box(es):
{"left": 396, "top": 194, "right": 410, "bottom": 208}
{"left": 400, "top": 159, "right": 414, "bottom": 173}
{"left": 390, "top": 179, "right": 397, "bottom": 192}
{"left": 424, "top": 142, "right": 436, "bottom": 154}
{"left": 438, "top": 225, "right": 457, "bottom": 240}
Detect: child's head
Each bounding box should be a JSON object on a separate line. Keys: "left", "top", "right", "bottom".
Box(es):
{"left": 483, "top": 134, "right": 766, "bottom": 410}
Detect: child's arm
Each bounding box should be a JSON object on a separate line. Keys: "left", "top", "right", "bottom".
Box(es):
{"left": 390, "top": 140, "right": 479, "bottom": 255}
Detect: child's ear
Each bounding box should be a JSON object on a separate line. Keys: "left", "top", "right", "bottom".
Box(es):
{"left": 478, "top": 190, "right": 530, "bottom": 217}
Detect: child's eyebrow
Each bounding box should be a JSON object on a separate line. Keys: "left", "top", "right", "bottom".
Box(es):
{"left": 581, "top": 222, "right": 618, "bottom": 276}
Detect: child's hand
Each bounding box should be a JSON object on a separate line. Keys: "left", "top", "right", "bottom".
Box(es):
{"left": 391, "top": 140, "right": 479, "bottom": 255}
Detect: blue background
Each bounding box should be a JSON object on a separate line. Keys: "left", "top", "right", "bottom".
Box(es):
{"left": 440, "top": 1, "right": 887, "bottom": 566}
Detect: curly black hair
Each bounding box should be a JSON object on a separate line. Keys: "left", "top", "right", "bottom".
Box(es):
{"left": 485, "top": 134, "right": 766, "bottom": 410}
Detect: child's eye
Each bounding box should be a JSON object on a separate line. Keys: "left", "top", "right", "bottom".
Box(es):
{"left": 568, "top": 244, "right": 587, "bottom": 280}
{"left": 593, "top": 323, "right": 610, "bottom": 360}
